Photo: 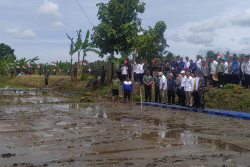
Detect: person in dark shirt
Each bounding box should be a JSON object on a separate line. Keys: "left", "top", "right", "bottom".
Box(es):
{"left": 153, "top": 72, "right": 161, "bottom": 103}
{"left": 189, "top": 59, "right": 197, "bottom": 74}
{"left": 167, "top": 73, "right": 177, "bottom": 105}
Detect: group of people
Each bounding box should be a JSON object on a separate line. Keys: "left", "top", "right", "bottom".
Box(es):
{"left": 111, "top": 54, "right": 250, "bottom": 107}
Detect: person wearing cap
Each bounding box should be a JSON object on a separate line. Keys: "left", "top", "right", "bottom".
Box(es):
{"left": 216, "top": 58, "right": 225, "bottom": 88}
{"left": 159, "top": 72, "right": 167, "bottom": 103}
{"left": 153, "top": 72, "right": 161, "bottom": 103}
{"left": 111, "top": 74, "right": 120, "bottom": 103}
{"left": 167, "top": 73, "right": 177, "bottom": 105}
{"left": 184, "top": 72, "right": 194, "bottom": 107}
{"left": 201, "top": 60, "right": 209, "bottom": 87}
{"left": 143, "top": 70, "right": 153, "bottom": 102}
{"left": 121, "top": 62, "right": 128, "bottom": 82}
{"left": 243, "top": 55, "right": 250, "bottom": 89}
{"left": 179, "top": 70, "right": 186, "bottom": 106}
{"left": 230, "top": 56, "right": 240, "bottom": 84}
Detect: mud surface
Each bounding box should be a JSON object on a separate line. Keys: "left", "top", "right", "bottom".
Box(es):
{"left": 0, "top": 92, "right": 250, "bottom": 166}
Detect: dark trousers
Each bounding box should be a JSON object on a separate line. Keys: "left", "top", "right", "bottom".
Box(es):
{"left": 204, "top": 76, "right": 208, "bottom": 87}
{"left": 144, "top": 85, "right": 152, "bottom": 102}
{"left": 139, "top": 73, "right": 144, "bottom": 84}
{"left": 210, "top": 74, "right": 217, "bottom": 87}
{"left": 193, "top": 90, "right": 200, "bottom": 107}
{"left": 155, "top": 85, "right": 161, "bottom": 102}
{"left": 232, "top": 74, "right": 239, "bottom": 84}
{"left": 135, "top": 73, "right": 140, "bottom": 82}
{"left": 177, "top": 88, "right": 182, "bottom": 105}
{"left": 167, "top": 90, "right": 175, "bottom": 104}
{"left": 224, "top": 74, "right": 229, "bottom": 85}
{"left": 179, "top": 87, "right": 186, "bottom": 106}
{"left": 217, "top": 72, "right": 224, "bottom": 88}
{"left": 122, "top": 74, "right": 127, "bottom": 81}
{"left": 245, "top": 74, "right": 250, "bottom": 89}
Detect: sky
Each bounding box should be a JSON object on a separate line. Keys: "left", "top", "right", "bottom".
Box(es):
{"left": 1, "top": 0, "right": 250, "bottom": 63}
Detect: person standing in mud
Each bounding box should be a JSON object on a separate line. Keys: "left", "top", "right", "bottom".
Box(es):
{"left": 153, "top": 72, "right": 161, "bottom": 103}
{"left": 45, "top": 70, "right": 50, "bottom": 85}
{"left": 111, "top": 74, "right": 120, "bottom": 102}
{"left": 122, "top": 76, "right": 133, "bottom": 104}
{"left": 143, "top": 70, "right": 153, "bottom": 102}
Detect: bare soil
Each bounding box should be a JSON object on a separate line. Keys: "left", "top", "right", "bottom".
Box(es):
{"left": 0, "top": 92, "right": 250, "bottom": 167}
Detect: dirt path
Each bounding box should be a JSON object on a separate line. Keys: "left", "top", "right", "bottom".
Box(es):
{"left": 0, "top": 94, "right": 250, "bottom": 167}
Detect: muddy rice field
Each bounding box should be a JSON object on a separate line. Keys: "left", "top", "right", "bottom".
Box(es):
{"left": 0, "top": 91, "right": 250, "bottom": 167}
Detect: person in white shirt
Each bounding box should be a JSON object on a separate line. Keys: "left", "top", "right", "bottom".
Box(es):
{"left": 179, "top": 70, "right": 186, "bottom": 106}
{"left": 223, "top": 57, "right": 229, "bottom": 85}
{"left": 138, "top": 60, "right": 144, "bottom": 84}
{"left": 243, "top": 55, "right": 250, "bottom": 89}
{"left": 121, "top": 63, "right": 128, "bottom": 81}
{"left": 209, "top": 57, "right": 218, "bottom": 87}
{"left": 185, "top": 57, "right": 190, "bottom": 69}
{"left": 135, "top": 62, "right": 140, "bottom": 83}
{"left": 195, "top": 55, "right": 202, "bottom": 71}
{"left": 159, "top": 72, "right": 167, "bottom": 103}
{"left": 184, "top": 72, "right": 194, "bottom": 107}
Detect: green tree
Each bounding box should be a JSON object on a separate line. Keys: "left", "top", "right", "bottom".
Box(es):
{"left": 92, "top": 0, "right": 145, "bottom": 79}
{"left": 137, "top": 21, "right": 168, "bottom": 62}
{"left": 66, "top": 33, "right": 77, "bottom": 81}
{"left": 205, "top": 50, "right": 217, "bottom": 60}
{"left": 0, "top": 43, "right": 16, "bottom": 61}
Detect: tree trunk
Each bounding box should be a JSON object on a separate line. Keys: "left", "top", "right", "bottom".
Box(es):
{"left": 70, "top": 57, "right": 73, "bottom": 81}
{"left": 77, "top": 50, "right": 80, "bottom": 79}
{"left": 132, "top": 48, "right": 137, "bottom": 82}
{"left": 110, "top": 51, "right": 114, "bottom": 81}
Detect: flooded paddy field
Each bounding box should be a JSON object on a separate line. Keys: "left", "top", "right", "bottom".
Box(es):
{"left": 0, "top": 92, "right": 250, "bottom": 166}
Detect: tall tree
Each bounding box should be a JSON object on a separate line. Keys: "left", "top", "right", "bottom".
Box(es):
{"left": 92, "top": 0, "right": 145, "bottom": 79}
{"left": 137, "top": 21, "right": 168, "bottom": 62}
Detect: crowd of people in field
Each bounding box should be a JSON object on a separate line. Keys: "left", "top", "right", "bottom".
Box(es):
{"left": 111, "top": 54, "right": 250, "bottom": 108}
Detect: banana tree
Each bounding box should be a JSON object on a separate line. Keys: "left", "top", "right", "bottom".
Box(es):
{"left": 81, "top": 30, "right": 100, "bottom": 76}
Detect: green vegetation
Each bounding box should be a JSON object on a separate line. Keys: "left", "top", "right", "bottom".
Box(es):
{"left": 206, "top": 86, "right": 250, "bottom": 112}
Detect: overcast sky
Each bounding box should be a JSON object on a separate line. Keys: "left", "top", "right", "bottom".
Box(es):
{"left": 1, "top": 0, "right": 250, "bottom": 63}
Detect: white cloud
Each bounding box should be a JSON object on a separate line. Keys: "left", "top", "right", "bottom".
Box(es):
{"left": 186, "top": 32, "right": 216, "bottom": 45}
{"left": 6, "top": 28, "right": 36, "bottom": 39}
{"left": 168, "top": 33, "right": 184, "bottom": 42}
{"left": 189, "top": 18, "right": 228, "bottom": 33}
{"left": 52, "top": 21, "right": 64, "bottom": 28}
{"left": 232, "top": 8, "right": 250, "bottom": 27}
{"left": 38, "top": 0, "right": 61, "bottom": 19}
{"left": 239, "top": 37, "right": 250, "bottom": 45}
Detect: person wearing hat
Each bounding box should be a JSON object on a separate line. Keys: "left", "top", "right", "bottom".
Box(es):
{"left": 243, "top": 55, "right": 250, "bottom": 89}
{"left": 111, "top": 74, "right": 120, "bottom": 103}
{"left": 167, "top": 73, "right": 177, "bottom": 105}
{"left": 216, "top": 58, "right": 225, "bottom": 88}
{"left": 159, "top": 72, "right": 167, "bottom": 104}
{"left": 153, "top": 71, "right": 161, "bottom": 103}
{"left": 179, "top": 70, "right": 186, "bottom": 106}
{"left": 230, "top": 56, "right": 240, "bottom": 84}
{"left": 143, "top": 70, "right": 153, "bottom": 102}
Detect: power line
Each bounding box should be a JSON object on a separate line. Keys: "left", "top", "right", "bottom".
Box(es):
{"left": 74, "top": 0, "right": 94, "bottom": 26}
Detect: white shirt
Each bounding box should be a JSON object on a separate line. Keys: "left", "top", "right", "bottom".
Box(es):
{"left": 185, "top": 61, "right": 190, "bottom": 69}
{"left": 184, "top": 76, "right": 194, "bottom": 91}
{"left": 195, "top": 59, "right": 202, "bottom": 70}
{"left": 135, "top": 63, "right": 140, "bottom": 74}
{"left": 181, "top": 75, "right": 186, "bottom": 87}
{"left": 244, "top": 60, "right": 250, "bottom": 75}
{"left": 210, "top": 61, "right": 218, "bottom": 74}
{"left": 121, "top": 65, "right": 128, "bottom": 75}
{"left": 194, "top": 77, "right": 200, "bottom": 91}
{"left": 138, "top": 63, "right": 144, "bottom": 74}
{"left": 159, "top": 75, "right": 167, "bottom": 90}
{"left": 224, "top": 61, "right": 229, "bottom": 74}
